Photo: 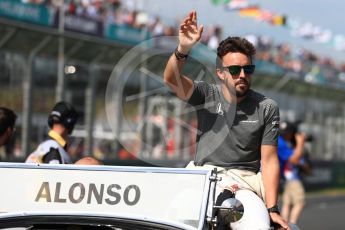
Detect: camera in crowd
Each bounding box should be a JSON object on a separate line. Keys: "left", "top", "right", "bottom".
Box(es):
{"left": 279, "top": 121, "right": 314, "bottom": 143}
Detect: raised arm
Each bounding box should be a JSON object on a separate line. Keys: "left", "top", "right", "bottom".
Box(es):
{"left": 163, "top": 11, "right": 203, "bottom": 100}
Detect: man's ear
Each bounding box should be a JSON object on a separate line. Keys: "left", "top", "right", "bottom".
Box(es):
{"left": 216, "top": 68, "right": 226, "bottom": 81}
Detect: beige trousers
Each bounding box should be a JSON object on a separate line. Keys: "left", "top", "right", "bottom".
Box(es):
{"left": 186, "top": 161, "right": 266, "bottom": 204}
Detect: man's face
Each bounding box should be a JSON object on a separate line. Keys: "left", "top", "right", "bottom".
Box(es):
{"left": 217, "top": 52, "right": 253, "bottom": 98}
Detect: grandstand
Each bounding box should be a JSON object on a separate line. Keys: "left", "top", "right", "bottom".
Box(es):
{"left": 1, "top": 0, "right": 345, "bottom": 165}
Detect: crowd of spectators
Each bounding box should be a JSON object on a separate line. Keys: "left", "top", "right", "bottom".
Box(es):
{"left": 251, "top": 35, "right": 345, "bottom": 88}
{"left": 21, "top": 0, "right": 345, "bottom": 89}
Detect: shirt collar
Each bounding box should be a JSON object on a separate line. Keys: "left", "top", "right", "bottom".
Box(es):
{"left": 48, "top": 130, "right": 67, "bottom": 148}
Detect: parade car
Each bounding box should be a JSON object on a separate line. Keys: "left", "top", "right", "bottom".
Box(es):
{"left": 1, "top": 162, "right": 280, "bottom": 230}
{"left": 0, "top": 162, "right": 213, "bottom": 230}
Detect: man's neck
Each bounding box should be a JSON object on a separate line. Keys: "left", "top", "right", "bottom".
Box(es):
{"left": 221, "top": 84, "right": 247, "bottom": 104}
{"left": 221, "top": 84, "right": 234, "bottom": 103}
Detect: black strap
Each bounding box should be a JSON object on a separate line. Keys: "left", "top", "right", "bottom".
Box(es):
{"left": 174, "top": 47, "right": 189, "bottom": 60}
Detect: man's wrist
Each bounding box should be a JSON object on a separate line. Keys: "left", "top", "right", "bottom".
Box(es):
{"left": 267, "top": 204, "right": 280, "bottom": 214}
{"left": 175, "top": 46, "right": 189, "bottom": 61}
{"left": 177, "top": 45, "right": 190, "bottom": 55}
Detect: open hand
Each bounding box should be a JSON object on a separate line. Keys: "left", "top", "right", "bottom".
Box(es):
{"left": 178, "top": 11, "right": 204, "bottom": 54}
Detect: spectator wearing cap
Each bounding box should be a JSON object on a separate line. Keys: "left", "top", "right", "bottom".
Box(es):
{"left": 0, "top": 107, "right": 17, "bottom": 148}
{"left": 25, "top": 101, "right": 78, "bottom": 164}
{"left": 277, "top": 121, "right": 307, "bottom": 224}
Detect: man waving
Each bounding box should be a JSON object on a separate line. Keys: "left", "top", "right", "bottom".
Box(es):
{"left": 164, "top": 11, "right": 289, "bottom": 229}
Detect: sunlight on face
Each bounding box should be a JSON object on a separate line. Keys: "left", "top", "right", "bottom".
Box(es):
{"left": 221, "top": 52, "right": 252, "bottom": 98}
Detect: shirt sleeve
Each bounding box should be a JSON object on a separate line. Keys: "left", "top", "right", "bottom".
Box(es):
{"left": 261, "top": 99, "right": 280, "bottom": 146}
{"left": 187, "top": 81, "right": 209, "bottom": 107}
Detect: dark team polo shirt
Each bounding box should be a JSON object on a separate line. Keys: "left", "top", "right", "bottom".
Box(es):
{"left": 187, "top": 81, "right": 280, "bottom": 172}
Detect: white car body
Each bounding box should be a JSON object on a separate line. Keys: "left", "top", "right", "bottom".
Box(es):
{"left": 0, "top": 162, "right": 278, "bottom": 230}
{"left": 0, "top": 162, "right": 211, "bottom": 229}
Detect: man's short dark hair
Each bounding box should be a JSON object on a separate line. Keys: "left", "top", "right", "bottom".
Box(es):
{"left": 0, "top": 107, "right": 17, "bottom": 136}
{"left": 216, "top": 36, "right": 256, "bottom": 68}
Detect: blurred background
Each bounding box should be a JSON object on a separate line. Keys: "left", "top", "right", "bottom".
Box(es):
{"left": 1, "top": 0, "right": 345, "bottom": 228}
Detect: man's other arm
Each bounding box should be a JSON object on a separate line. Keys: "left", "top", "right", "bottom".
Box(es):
{"left": 261, "top": 145, "right": 289, "bottom": 229}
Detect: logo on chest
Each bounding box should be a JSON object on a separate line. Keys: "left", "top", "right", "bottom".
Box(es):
{"left": 216, "top": 103, "right": 224, "bottom": 116}
{"left": 240, "top": 120, "right": 259, "bottom": 124}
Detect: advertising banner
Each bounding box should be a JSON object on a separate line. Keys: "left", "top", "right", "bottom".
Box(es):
{"left": 0, "top": 0, "right": 53, "bottom": 26}
{"left": 105, "top": 24, "right": 151, "bottom": 45}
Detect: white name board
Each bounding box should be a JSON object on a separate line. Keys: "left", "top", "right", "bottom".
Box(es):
{"left": 0, "top": 163, "right": 210, "bottom": 229}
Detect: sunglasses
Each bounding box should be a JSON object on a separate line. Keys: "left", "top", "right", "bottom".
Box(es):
{"left": 224, "top": 65, "right": 255, "bottom": 75}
